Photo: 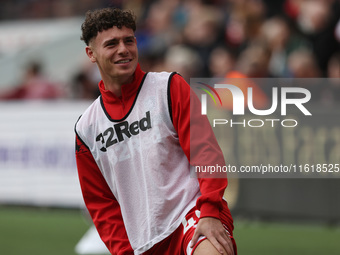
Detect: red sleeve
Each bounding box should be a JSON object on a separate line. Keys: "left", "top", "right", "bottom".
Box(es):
{"left": 170, "top": 74, "right": 228, "bottom": 220}
{"left": 75, "top": 136, "right": 134, "bottom": 255}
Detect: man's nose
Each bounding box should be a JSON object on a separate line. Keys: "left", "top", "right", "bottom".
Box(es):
{"left": 117, "top": 41, "right": 128, "bottom": 55}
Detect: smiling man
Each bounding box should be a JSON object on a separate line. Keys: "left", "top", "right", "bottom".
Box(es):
{"left": 75, "top": 7, "right": 236, "bottom": 255}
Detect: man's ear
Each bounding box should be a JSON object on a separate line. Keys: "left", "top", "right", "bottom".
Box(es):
{"left": 85, "top": 46, "right": 96, "bottom": 63}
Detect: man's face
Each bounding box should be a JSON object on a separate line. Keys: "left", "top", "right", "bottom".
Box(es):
{"left": 86, "top": 26, "right": 138, "bottom": 84}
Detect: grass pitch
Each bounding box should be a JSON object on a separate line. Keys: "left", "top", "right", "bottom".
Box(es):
{"left": 0, "top": 206, "right": 339, "bottom": 255}
{"left": 0, "top": 206, "right": 89, "bottom": 255}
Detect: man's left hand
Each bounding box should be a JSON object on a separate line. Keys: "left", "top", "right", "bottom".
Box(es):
{"left": 190, "top": 217, "right": 234, "bottom": 255}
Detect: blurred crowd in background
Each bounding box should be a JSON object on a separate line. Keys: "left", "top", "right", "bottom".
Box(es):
{"left": 0, "top": 0, "right": 339, "bottom": 103}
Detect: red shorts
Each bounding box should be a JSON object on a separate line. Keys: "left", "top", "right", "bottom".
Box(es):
{"left": 142, "top": 200, "right": 237, "bottom": 255}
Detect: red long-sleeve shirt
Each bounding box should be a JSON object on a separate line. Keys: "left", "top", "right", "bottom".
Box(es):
{"left": 75, "top": 64, "right": 229, "bottom": 254}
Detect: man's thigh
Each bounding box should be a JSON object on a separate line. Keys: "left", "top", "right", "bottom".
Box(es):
{"left": 143, "top": 201, "right": 236, "bottom": 255}
{"left": 193, "top": 239, "right": 226, "bottom": 255}
{"left": 183, "top": 201, "right": 236, "bottom": 255}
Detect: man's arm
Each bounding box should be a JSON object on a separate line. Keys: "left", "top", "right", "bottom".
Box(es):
{"left": 169, "top": 74, "right": 227, "bottom": 217}
{"left": 75, "top": 136, "right": 133, "bottom": 255}
{"left": 169, "top": 74, "right": 233, "bottom": 254}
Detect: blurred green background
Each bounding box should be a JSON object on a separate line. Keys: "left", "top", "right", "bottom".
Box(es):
{"left": 1, "top": 206, "right": 339, "bottom": 255}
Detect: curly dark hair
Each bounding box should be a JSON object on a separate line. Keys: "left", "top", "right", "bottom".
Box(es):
{"left": 81, "top": 8, "right": 136, "bottom": 46}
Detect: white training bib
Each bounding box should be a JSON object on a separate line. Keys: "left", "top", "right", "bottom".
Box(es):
{"left": 76, "top": 72, "right": 200, "bottom": 254}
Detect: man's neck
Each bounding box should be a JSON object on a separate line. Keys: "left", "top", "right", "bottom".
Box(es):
{"left": 102, "top": 75, "right": 134, "bottom": 97}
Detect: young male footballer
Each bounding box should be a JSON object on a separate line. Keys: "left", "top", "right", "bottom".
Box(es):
{"left": 75, "top": 7, "right": 236, "bottom": 255}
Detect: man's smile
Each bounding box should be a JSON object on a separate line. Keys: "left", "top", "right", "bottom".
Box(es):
{"left": 114, "top": 59, "right": 132, "bottom": 64}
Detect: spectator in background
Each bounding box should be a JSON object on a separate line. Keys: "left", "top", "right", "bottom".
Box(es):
{"left": 259, "top": 16, "right": 309, "bottom": 77}
{"left": 163, "top": 44, "right": 203, "bottom": 82}
{"left": 208, "top": 46, "right": 235, "bottom": 78}
{"left": 325, "top": 51, "right": 340, "bottom": 103}
{"left": 231, "top": 42, "right": 272, "bottom": 79}
{"left": 288, "top": 0, "right": 340, "bottom": 75}
{"left": 259, "top": 17, "right": 290, "bottom": 77}
{"left": 181, "top": 2, "right": 225, "bottom": 76}
{"left": 214, "top": 42, "right": 271, "bottom": 111}
{"left": 224, "top": 0, "right": 266, "bottom": 53}
{"left": 71, "top": 71, "right": 100, "bottom": 100}
{"left": 335, "top": 17, "right": 340, "bottom": 43}
{"left": 328, "top": 52, "right": 340, "bottom": 79}
{"left": 287, "top": 48, "right": 325, "bottom": 103}
{"left": 287, "top": 48, "right": 321, "bottom": 78}
{"left": 70, "top": 62, "right": 101, "bottom": 100}
{"left": 0, "top": 61, "right": 64, "bottom": 100}
{"left": 135, "top": 0, "right": 180, "bottom": 62}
